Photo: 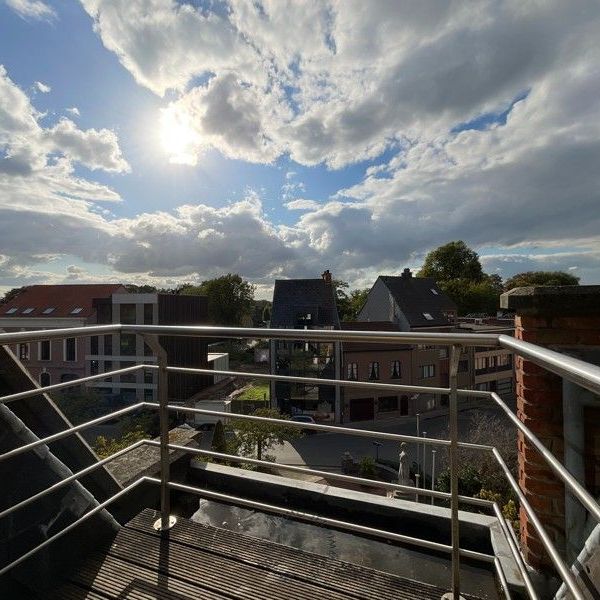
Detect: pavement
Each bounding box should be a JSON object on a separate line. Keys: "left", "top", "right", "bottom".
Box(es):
{"left": 271, "top": 402, "right": 513, "bottom": 480}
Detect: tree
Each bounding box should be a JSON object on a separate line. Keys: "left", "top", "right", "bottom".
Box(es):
{"left": 124, "top": 284, "right": 157, "bottom": 293}
{"left": 439, "top": 278, "right": 500, "bottom": 316}
{"left": 180, "top": 274, "right": 255, "bottom": 326}
{"left": 94, "top": 426, "right": 146, "bottom": 458}
{"left": 418, "top": 241, "right": 484, "bottom": 282}
{"left": 262, "top": 304, "right": 271, "bottom": 324}
{"left": 1, "top": 287, "right": 25, "bottom": 303}
{"left": 229, "top": 408, "right": 299, "bottom": 461}
{"left": 335, "top": 280, "right": 369, "bottom": 321}
{"left": 504, "top": 271, "right": 580, "bottom": 290}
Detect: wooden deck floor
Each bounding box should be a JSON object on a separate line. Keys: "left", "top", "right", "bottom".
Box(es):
{"left": 52, "top": 508, "right": 473, "bottom": 600}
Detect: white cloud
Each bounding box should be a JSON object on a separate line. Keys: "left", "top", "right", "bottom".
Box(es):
{"left": 66, "top": 107, "right": 80, "bottom": 117}
{"left": 5, "top": 0, "right": 56, "bottom": 21}
{"left": 34, "top": 80, "right": 51, "bottom": 93}
{"left": 285, "top": 199, "right": 320, "bottom": 211}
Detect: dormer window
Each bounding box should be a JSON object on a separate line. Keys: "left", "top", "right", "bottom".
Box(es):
{"left": 42, "top": 307, "right": 55, "bottom": 314}
{"left": 430, "top": 288, "right": 439, "bottom": 295}
{"left": 22, "top": 308, "right": 35, "bottom": 314}
{"left": 423, "top": 312, "right": 434, "bottom": 321}
{"left": 6, "top": 307, "right": 18, "bottom": 314}
{"left": 71, "top": 307, "right": 83, "bottom": 314}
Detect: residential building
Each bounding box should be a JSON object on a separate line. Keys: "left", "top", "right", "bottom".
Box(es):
{"left": 358, "top": 268, "right": 457, "bottom": 329}
{"left": 341, "top": 321, "right": 471, "bottom": 421}
{"left": 269, "top": 270, "right": 341, "bottom": 421}
{"left": 0, "top": 284, "right": 126, "bottom": 386}
{"left": 0, "top": 286, "right": 210, "bottom": 403}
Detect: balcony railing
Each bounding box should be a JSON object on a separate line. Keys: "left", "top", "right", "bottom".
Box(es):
{"left": 1, "top": 324, "right": 600, "bottom": 600}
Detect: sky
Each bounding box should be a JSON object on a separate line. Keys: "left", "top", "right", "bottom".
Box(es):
{"left": 1, "top": 0, "right": 600, "bottom": 299}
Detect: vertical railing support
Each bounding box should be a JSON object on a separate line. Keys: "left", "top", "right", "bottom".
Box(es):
{"left": 443, "top": 344, "right": 462, "bottom": 600}
{"left": 431, "top": 449, "right": 436, "bottom": 506}
{"left": 144, "top": 334, "right": 176, "bottom": 533}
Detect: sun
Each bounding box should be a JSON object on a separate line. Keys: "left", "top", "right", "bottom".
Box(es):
{"left": 159, "top": 107, "right": 198, "bottom": 165}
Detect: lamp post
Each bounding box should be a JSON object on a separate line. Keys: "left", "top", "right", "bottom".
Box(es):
{"left": 372, "top": 441, "right": 382, "bottom": 462}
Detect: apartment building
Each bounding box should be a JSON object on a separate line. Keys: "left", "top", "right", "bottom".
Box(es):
{"left": 0, "top": 285, "right": 210, "bottom": 402}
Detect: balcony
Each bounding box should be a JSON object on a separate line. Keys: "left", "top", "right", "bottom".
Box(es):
{"left": 1, "top": 324, "right": 599, "bottom": 600}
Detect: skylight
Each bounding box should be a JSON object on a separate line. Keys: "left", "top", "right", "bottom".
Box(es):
{"left": 71, "top": 307, "right": 83, "bottom": 314}
{"left": 430, "top": 288, "right": 439, "bottom": 295}
{"left": 22, "top": 308, "right": 35, "bottom": 314}
{"left": 42, "top": 307, "right": 55, "bottom": 314}
{"left": 423, "top": 312, "right": 434, "bottom": 320}
{"left": 6, "top": 307, "right": 18, "bottom": 314}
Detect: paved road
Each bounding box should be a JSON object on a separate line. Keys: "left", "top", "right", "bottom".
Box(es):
{"left": 271, "top": 403, "right": 511, "bottom": 480}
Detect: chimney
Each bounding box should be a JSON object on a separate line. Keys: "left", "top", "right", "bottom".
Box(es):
{"left": 321, "top": 270, "right": 332, "bottom": 284}
{"left": 401, "top": 268, "right": 412, "bottom": 279}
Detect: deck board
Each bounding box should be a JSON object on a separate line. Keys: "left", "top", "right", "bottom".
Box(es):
{"left": 52, "top": 508, "right": 474, "bottom": 600}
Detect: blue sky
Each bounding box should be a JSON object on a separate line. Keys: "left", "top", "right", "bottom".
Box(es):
{"left": 1, "top": 0, "right": 599, "bottom": 297}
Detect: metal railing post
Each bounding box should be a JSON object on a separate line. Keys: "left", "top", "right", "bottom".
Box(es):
{"left": 431, "top": 449, "right": 436, "bottom": 506}
{"left": 144, "top": 334, "right": 176, "bottom": 533}
{"left": 443, "top": 344, "right": 462, "bottom": 600}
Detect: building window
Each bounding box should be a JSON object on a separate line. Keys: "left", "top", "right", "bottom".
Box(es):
{"left": 378, "top": 396, "right": 398, "bottom": 412}
{"left": 6, "top": 307, "right": 18, "bottom": 314}
{"left": 104, "top": 334, "right": 113, "bottom": 355}
{"left": 430, "top": 288, "right": 439, "bottom": 295}
{"left": 144, "top": 369, "right": 154, "bottom": 384}
{"left": 458, "top": 359, "right": 469, "bottom": 373}
{"left": 90, "top": 360, "right": 99, "bottom": 375}
{"left": 120, "top": 304, "right": 137, "bottom": 324}
{"left": 22, "top": 307, "right": 35, "bottom": 314}
{"left": 144, "top": 304, "right": 154, "bottom": 325}
{"left": 368, "top": 362, "right": 380, "bottom": 380}
{"left": 347, "top": 362, "right": 358, "bottom": 380}
{"left": 144, "top": 388, "right": 154, "bottom": 401}
{"left": 121, "top": 361, "right": 137, "bottom": 383}
{"left": 60, "top": 373, "right": 78, "bottom": 383}
{"left": 419, "top": 364, "right": 435, "bottom": 379}
{"left": 64, "top": 338, "right": 76, "bottom": 362}
{"left": 400, "top": 395, "right": 409, "bottom": 415}
{"left": 42, "top": 307, "right": 55, "bottom": 314}
{"left": 104, "top": 360, "right": 113, "bottom": 374}
{"left": 70, "top": 307, "right": 83, "bottom": 314}
{"left": 422, "top": 312, "right": 434, "bottom": 321}
{"left": 391, "top": 360, "right": 401, "bottom": 379}
{"left": 18, "top": 343, "right": 30, "bottom": 361}
{"left": 39, "top": 340, "right": 51, "bottom": 361}
{"left": 120, "top": 333, "right": 136, "bottom": 356}
{"left": 40, "top": 372, "right": 50, "bottom": 387}
{"left": 90, "top": 335, "right": 99, "bottom": 355}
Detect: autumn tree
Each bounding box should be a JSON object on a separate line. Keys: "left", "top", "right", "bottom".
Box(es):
{"left": 504, "top": 271, "right": 580, "bottom": 290}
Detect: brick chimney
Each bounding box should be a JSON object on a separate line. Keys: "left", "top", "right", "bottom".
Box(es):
{"left": 401, "top": 268, "right": 412, "bottom": 279}
{"left": 500, "top": 285, "right": 600, "bottom": 572}
{"left": 321, "top": 269, "right": 332, "bottom": 284}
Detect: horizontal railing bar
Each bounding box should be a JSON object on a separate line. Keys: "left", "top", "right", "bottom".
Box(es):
{"left": 128, "top": 324, "right": 502, "bottom": 346}
{"left": 156, "top": 364, "right": 488, "bottom": 398}
{"left": 146, "top": 477, "right": 495, "bottom": 564}
{"left": 0, "top": 440, "right": 146, "bottom": 521}
{"left": 0, "top": 477, "right": 145, "bottom": 577}
{"left": 0, "top": 402, "right": 145, "bottom": 464}
{"left": 0, "top": 365, "right": 146, "bottom": 405}
{"left": 146, "top": 440, "right": 492, "bottom": 508}
{"left": 0, "top": 324, "right": 121, "bottom": 345}
{"left": 499, "top": 334, "right": 600, "bottom": 396}
{"left": 490, "top": 392, "right": 600, "bottom": 524}
{"left": 494, "top": 557, "right": 513, "bottom": 600}
{"left": 492, "top": 448, "right": 585, "bottom": 600}
{"left": 145, "top": 402, "right": 493, "bottom": 451}
{"left": 492, "top": 502, "right": 538, "bottom": 600}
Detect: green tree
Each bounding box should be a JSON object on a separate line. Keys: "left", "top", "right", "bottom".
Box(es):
{"left": 439, "top": 278, "right": 500, "bottom": 315}
{"left": 180, "top": 274, "right": 255, "bottom": 326}
{"left": 418, "top": 241, "right": 484, "bottom": 282}
{"left": 504, "top": 271, "right": 580, "bottom": 290}
{"left": 211, "top": 419, "right": 229, "bottom": 454}
{"left": 1, "top": 287, "right": 25, "bottom": 303}
{"left": 229, "top": 408, "right": 299, "bottom": 461}
{"left": 335, "top": 280, "right": 369, "bottom": 321}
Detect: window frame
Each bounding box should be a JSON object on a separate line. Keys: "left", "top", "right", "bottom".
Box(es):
{"left": 390, "top": 360, "right": 401, "bottom": 379}
{"left": 64, "top": 337, "right": 77, "bottom": 362}
{"left": 39, "top": 339, "right": 51, "bottom": 361}
{"left": 368, "top": 361, "right": 380, "bottom": 380}
{"left": 18, "top": 343, "right": 30, "bottom": 361}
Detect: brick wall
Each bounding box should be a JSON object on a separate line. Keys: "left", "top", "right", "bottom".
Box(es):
{"left": 502, "top": 286, "right": 600, "bottom": 573}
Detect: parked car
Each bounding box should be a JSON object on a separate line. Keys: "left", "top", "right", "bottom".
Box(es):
{"left": 290, "top": 414, "right": 317, "bottom": 434}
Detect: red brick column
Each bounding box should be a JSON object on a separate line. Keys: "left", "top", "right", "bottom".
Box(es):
{"left": 501, "top": 286, "right": 600, "bottom": 572}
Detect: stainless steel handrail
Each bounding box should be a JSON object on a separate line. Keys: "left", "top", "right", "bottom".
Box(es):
{"left": 1, "top": 323, "right": 599, "bottom": 600}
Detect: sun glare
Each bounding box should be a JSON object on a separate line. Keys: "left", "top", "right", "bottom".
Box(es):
{"left": 159, "top": 107, "right": 197, "bottom": 165}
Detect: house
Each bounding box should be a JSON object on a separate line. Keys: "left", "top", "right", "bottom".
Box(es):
{"left": 0, "top": 286, "right": 211, "bottom": 403}
{"left": 269, "top": 270, "right": 341, "bottom": 421}
{"left": 358, "top": 268, "right": 457, "bottom": 329}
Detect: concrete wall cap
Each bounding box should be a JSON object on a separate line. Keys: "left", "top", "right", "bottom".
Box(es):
{"left": 500, "top": 285, "right": 600, "bottom": 316}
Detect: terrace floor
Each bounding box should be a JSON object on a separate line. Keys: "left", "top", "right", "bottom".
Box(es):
{"left": 51, "top": 508, "right": 480, "bottom": 600}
